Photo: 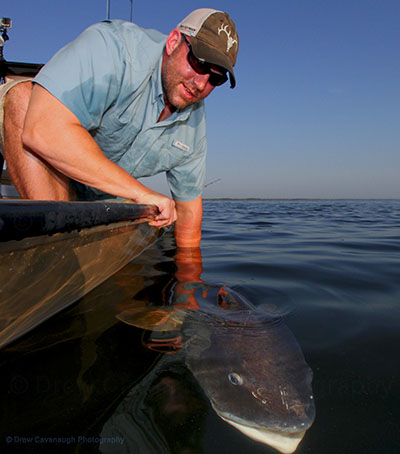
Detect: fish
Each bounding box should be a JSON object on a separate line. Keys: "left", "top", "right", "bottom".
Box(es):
{"left": 117, "top": 282, "right": 315, "bottom": 453}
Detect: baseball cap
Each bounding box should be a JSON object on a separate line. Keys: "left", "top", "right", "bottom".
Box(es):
{"left": 177, "top": 8, "right": 239, "bottom": 88}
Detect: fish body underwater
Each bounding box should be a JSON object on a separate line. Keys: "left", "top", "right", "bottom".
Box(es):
{"left": 117, "top": 283, "right": 315, "bottom": 453}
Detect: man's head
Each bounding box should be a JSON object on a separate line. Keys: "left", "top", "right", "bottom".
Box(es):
{"left": 177, "top": 8, "right": 239, "bottom": 89}
{"left": 162, "top": 8, "right": 239, "bottom": 111}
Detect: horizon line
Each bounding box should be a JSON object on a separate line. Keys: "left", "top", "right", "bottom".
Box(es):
{"left": 203, "top": 197, "right": 400, "bottom": 201}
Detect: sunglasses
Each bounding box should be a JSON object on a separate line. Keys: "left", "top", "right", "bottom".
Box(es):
{"left": 182, "top": 34, "right": 228, "bottom": 87}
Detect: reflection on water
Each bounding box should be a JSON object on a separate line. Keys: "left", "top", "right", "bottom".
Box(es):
{"left": 101, "top": 361, "right": 209, "bottom": 454}
{"left": 0, "top": 200, "right": 399, "bottom": 453}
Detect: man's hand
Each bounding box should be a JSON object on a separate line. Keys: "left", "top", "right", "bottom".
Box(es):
{"left": 137, "top": 191, "right": 177, "bottom": 228}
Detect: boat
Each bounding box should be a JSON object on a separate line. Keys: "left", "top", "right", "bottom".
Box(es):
{"left": 0, "top": 200, "right": 163, "bottom": 348}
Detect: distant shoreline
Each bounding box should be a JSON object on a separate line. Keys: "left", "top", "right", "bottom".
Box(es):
{"left": 203, "top": 198, "right": 400, "bottom": 201}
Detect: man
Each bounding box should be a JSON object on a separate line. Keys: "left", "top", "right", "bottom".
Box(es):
{"left": 1, "top": 8, "right": 239, "bottom": 247}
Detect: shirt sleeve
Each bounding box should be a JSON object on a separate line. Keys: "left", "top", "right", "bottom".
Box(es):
{"left": 166, "top": 137, "right": 207, "bottom": 202}
{"left": 34, "top": 21, "right": 122, "bottom": 131}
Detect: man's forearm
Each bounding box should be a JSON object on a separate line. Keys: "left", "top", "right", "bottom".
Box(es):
{"left": 174, "top": 223, "right": 202, "bottom": 247}
{"left": 174, "top": 197, "right": 203, "bottom": 247}
{"left": 174, "top": 247, "right": 203, "bottom": 282}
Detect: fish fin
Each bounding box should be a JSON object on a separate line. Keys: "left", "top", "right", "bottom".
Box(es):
{"left": 116, "top": 307, "right": 183, "bottom": 332}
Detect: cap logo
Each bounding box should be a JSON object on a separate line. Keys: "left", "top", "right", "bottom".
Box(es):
{"left": 217, "top": 24, "right": 238, "bottom": 52}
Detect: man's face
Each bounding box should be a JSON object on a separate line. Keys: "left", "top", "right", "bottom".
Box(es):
{"left": 162, "top": 33, "right": 216, "bottom": 110}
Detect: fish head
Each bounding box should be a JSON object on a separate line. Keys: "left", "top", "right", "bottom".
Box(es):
{"left": 184, "top": 316, "right": 315, "bottom": 453}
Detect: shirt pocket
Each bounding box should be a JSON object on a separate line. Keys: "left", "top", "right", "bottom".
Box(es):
{"left": 91, "top": 110, "right": 144, "bottom": 162}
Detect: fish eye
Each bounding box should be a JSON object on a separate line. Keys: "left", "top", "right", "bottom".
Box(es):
{"left": 228, "top": 373, "right": 243, "bottom": 386}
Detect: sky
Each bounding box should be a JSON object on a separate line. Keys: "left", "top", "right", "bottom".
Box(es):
{"left": 1, "top": 0, "right": 399, "bottom": 199}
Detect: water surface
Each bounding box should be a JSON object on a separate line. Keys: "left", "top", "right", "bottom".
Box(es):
{"left": 1, "top": 200, "right": 399, "bottom": 453}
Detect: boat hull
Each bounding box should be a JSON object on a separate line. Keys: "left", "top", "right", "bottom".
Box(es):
{"left": 0, "top": 201, "right": 162, "bottom": 348}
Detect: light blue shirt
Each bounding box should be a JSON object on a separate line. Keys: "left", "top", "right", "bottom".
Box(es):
{"left": 34, "top": 20, "right": 207, "bottom": 201}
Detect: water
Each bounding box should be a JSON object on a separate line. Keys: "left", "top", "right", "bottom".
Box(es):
{"left": 1, "top": 199, "right": 399, "bottom": 453}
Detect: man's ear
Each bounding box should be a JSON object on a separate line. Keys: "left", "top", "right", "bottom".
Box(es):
{"left": 165, "top": 29, "right": 182, "bottom": 56}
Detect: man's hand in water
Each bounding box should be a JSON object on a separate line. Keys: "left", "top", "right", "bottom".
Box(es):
{"left": 173, "top": 247, "right": 204, "bottom": 310}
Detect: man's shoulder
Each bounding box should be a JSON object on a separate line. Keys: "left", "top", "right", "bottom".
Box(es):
{"left": 86, "top": 20, "right": 167, "bottom": 49}
{"left": 80, "top": 20, "right": 167, "bottom": 71}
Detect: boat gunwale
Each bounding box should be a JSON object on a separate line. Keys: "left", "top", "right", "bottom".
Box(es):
{"left": 0, "top": 200, "right": 159, "bottom": 242}
{"left": 0, "top": 217, "right": 155, "bottom": 253}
